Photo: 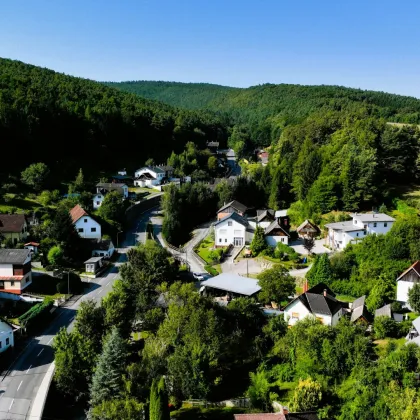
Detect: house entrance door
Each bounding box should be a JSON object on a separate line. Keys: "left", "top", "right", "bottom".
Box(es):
{"left": 234, "top": 237, "right": 243, "bottom": 246}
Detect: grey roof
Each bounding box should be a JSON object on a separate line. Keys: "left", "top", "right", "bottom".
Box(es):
{"left": 136, "top": 173, "right": 156, "bottom": 180}
{"left": 201, "top": 273, "right": 261, "bottom": 296}
{"left": 413, "top": 316, "right": 420, "bottom": 333}
{"left": 264, "top": 220, "right": 290, "bottom": 237}
{"left": 275, "top": 210, "right": 288, "bottom": 218}
{"left": 84, "top": 257, "right": 103, "bottom": 263}
{"left": 352, "top": 213, "right": 395, "bottom": 223}
{"left": 351, "top": 304, "right": 373, "bottom": 323}
{"left": 256, "top": 209, "right": 275, "bottom": 223}
{"left": 375, "top": 304, "right": 392, "bottom": 318}
{"left": 88, "top": 239, "right": 114, "bottom": 251}
{"left": 136, "top": 166, "right": 165, "bottom": 174}
{"left": 352, "top": 295, "right": 366, "bottom": 309}
{"left": 218, "top": 200, "right": 248, "bottom": 214}
{"left": 324, "top": 220, "right": 363, "bottom": 232}
{"left": 214, "top": 212, "right": 248, "bottom": 227}
{"left": 0, "top": 249, "right": 30, "bottom": 264}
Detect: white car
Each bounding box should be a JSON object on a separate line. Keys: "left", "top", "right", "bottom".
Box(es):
{"left": 193, "top": 272, "right": 205, "bottom": 281}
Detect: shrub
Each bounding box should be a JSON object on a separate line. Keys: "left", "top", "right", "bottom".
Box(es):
{"left": 204, "top": 265, "right": 218, "bottom": 276}
{"left": 30, "top": 274, "right": 60, "bottom": 294}
{"left": 18, "top": 297, "right": 54, "bottom": 329}
{"left": 55, "top": 272, "right": 83, "bottom": 294}
{"left": 374, "top": 316, "right": 399, "bottom": 339}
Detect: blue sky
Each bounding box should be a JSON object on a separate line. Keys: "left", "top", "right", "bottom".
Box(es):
{"left": 1, "top": 0, "right": 420, "bottom": 96}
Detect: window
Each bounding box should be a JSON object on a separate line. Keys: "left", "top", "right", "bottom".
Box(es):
{"left": 364, "top": 224, "right": 367, "bottom": 230}
{"left": 356, "top": 233, "right": 359, "bottom": 237}
{"left": 0, "top": 281, "right": 4, "bottom": 289}
{"left": 96, "top": 201, "right": 100, "bottom": 205}
{"left": 373, "top": 222, "right": 377, "bottom": 227}
{"left": 6, "top": 338, "right": 9, "bottom": 346}
{"left": 0, "top": 342, "right": 2, "bottom": 349}
{"left": 10, "top": 281, "right": 14, "bottom": 286}
{"left": 291, "top": 312, "right": 299, "bottom": 320}
{"left": 225, "top": 239, "right": 227, "bottom": 243}
{"left": 316, "top": 317, "right": 324, "bottom": 324}
{"left": 91, "top": 228, "right": 96, "bottom": 232}
{"left": 219, "top": 239, "right": 222, "bottom": 243}
{"left": 84, "top": 218, "right": 88, "bottom": 223}
{"left": 228, "top": 221, "right": 232, "bottom": 226}
{"left": 363, "top": 230, "right": 366, "bottom": 235}
{"left": 281, "top": 238, "right": 285, "bottom": 243}
{"left": 384, "top": 222, "right": 388, "bottom": 227}
{"left": 78, "top": 228, "right": 84, "bottom": 233}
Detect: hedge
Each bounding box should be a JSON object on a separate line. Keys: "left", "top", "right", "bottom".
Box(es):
{"left": 204, "top": 265, "right": 219, "bottom": 276}
{"left": 18, "top": 298, "right": 54, "bottom": 329}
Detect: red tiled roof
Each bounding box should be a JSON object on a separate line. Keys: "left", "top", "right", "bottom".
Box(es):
{"left": 397, "top": 261, "right": 420, "bottom": 281}
{"left": 0, "top": 214, "right": 26, "bottom": 233}
{"left": 24, "top": 242, "right": 40, "bottom": 247}
{"left": 69, "top": 205, "right": 88, "bottom": 224}
{"left": 0, "top": 276, "right": 24, "bottom": 281}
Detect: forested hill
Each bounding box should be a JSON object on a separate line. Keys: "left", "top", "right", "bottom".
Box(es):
{"left": 0, "top": 59, "right": 228, "bottom": 178}
{"left": 107, "top": 80, "right": 420, "bottom": 146}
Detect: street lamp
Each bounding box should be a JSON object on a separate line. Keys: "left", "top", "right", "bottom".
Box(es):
{"left": 116, "top": 231, "right": 123, "bottom": 249}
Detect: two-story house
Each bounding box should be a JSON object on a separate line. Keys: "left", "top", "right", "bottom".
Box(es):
{"left": 325, "top": 213, "right": 395, "bottom": 250}
{"left": 0, "top": 214, "right": 29, "bottom": 245}
{"left": 214, "top": 212, "right": 253, "bottom": 247}
{"left": 0, "top": 249, "right": 32, "bottom": 295}
{"left": 70, "top": 205, "right": 101, "bottom": 239}
{"left": 217, "top": 200, "right": 248, "bottom": 221}
{"left": 94, "top": 183, "right": 129, "bottom": 209}
{"left": 283, "top": 283, "right": 343, "bottom": 326}
{"left": 134, "top": 166, "right": 165, "bottom": 187}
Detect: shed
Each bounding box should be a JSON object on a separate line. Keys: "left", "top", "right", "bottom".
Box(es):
{"left": 296, "top": 220, "right": 318, "bottom": 238}
{"left": 84, "top": 257, "right": 104, "bottom": 274}
{"left": 200, "top": 273, "right": 261, "bottom": 297}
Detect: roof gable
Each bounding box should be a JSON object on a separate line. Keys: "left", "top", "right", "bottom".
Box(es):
{"left": 296, "top": 219, "right": 318, "bottom": 233}
{"left": 257, "top": 209, "right": 275, "bottom": 222}
{"left": 69, "top": 205, "right": 89, "bottom": 224}
{"left": 215, "top": 212, "right": 248, "bottom": 227}
{"left": 217, "top": 200, "right": 248, "bottom": 214}
{"left": 264, "top": 220, "right": 290, "bottom": 237}
{"left": 397, "top": 261, "right": 420, "bottom": 281}
{"left": 0, "top": 214, "right": 26, "bottom": 233}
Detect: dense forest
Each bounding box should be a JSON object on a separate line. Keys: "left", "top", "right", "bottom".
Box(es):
{"left": 0, "top": 59, "right": 228, "bottom": 180}
{"left": 109, "top": 80, "right": 420, "bottom": 215}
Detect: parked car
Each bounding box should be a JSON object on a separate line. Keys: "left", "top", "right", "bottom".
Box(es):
{"left": 193, "top": 272, "right": 205, "bottom": 281}
{"left": 244, "top": 246, "right": 252, "bottom": 258}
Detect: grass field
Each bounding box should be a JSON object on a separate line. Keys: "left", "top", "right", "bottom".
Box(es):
{"left": 196, "top": 235, "right": 217, "bottom": 263}
{"left": 336, "top": 294, "right": 356, "bottom": 303}
{"left": 0, "top": 193, "right": 42, "bottom": 213}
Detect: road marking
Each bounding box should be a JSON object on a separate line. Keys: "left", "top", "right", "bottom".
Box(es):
{"left": 47, "top": 337, "right": 53, "bottom": 345}
{"left": 17, "top": 381, "right": 23, "bottom": 391}
{"left": 26, "top": 365, "right": 32, "bottom": 374}
{"left": 9, "top": 398, "right": 14, "bottom": 410}
{"left": 37, "top": 349, "right": 44, "bottom": 357}
{"left": 98, "top": 289, "right": 103, "bottom": 295}
{"left": 105, "top": 282, "right": 110, "bottom": 286}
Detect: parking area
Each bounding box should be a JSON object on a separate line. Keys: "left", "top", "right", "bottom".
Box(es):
{"left": 289, "top": 238, "right": 331, "bottom": 255}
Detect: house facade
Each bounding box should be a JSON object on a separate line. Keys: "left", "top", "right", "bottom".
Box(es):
{"left": 89, "top": 239, "right": 115, "bottom": 258}
{"left": 0, "top": 214, "right": 29, "bottom": 245}
{"left": 214, "top": 213, "right": 253, "bottom": 247}
{"left": 217, "top": 200, "right": 248, "bottom": 221}
{"left": 93, "top": 193, "right": 105, "bottom": 210}
{"left": 134, "top": 166, "right": 165, "bottom": 187}
{"left": 325, "top": 213, "right": 395, "bottom": 250}
{"left": 94, "top": 183, "right": 129, "bottom": 209}
{"left": 264, "top": 220, "right": 290, "bottom": 246}
{"left": 70, "top": 205, "right": 101, "bottom": 239}
{"left": 283, "top": 283, "right": 343, "bottom": 327}
{"left": 296, "top": 219, "right": 318, "bottom": 238}
{"left": 0, "top": 249, "right": 32, "bottom": 295}
{"left": 0, "top": 320, "right": 14, "bottom": 353}
{"left": 396, "top": 261, "right": 420, "bottom": 307}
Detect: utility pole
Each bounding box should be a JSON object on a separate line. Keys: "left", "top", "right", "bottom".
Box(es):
{"left": 116, "top": 230, "right": 123, "bottom": 249}
{"left": 67, "top": 270, "right": 70, "bottom": 296}
{"left": 247, "top": 259, "right": 249, "bottom": 278}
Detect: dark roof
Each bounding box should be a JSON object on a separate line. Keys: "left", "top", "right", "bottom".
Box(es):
{"left": 218, "top": 200, "right": 248, "bottom": 214}
{"left": 352, "top": 295, "right": 366, "bottom": 309}
{"left": 84, "top": 257, "right": 103, "bottom": 263}
{"left": 264, "top": 220, "right": 290, "bottom": 237}
{"left": 257, "top": 209, "right": 275, "bottom": 223}
{"left": 375, "top": 304, "right": 392, "bottom": 318}
{"left": 96, "top": 183, "right": 127, "bottom": 194}
{"left": 136, "top": 173, "right": 156, "bottom": 180}
{"left": 0, "top": 214, "right": 26, "bottom": 233}
{"left": 287, "top": 413, "right": 319, "bottom": 420}
{"left": 0, "top": 249, "right": 30, "bottom": 264}
{"left": 214, "top": 212, "right": 248, "bottom": 228}
{"left": 307, "top": 282, "right": 336, "bottom": 297}
{"left": 111, "top": 175, "right": 132, "bottom": 180}
{"left": 70, "top": 205, "right": 88, "bottom": 223}
{"left": 296, "top": 219, "right": 318, "bottom": 233}
{"left": 351, "top": 304, "right": 373, "bottom": 323}
{"left": 397, "top": 261, "right": 420, "bottom": 281}
{"left": 87, "top": 239, "right": 114, "bottom": 251}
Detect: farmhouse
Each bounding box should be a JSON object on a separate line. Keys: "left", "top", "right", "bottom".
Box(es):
{"left": 296, "top": 219, "right": 318, "bottom": 239}
{"left": 0, "top": 249, "right": 32, "bottom": 295}
{"left": 283, "top": 283, "right": 343, "bottom": 327}
{"left": 134, "top": 166, "right": 165, "bottom": 187}
{"left": 396, "top": 261, "right": 420, "bottom": 308}
{"left": 94, "top": 183, "right": 129, "bottom": 209}
{"left": 0, "top": 214, "right": 28, "bottom": 245}
{"left": 214, "top": 212, "right": 253, "bottom": 247}
{"left": 70, "top": 205, "right": 101, "bottom": 239}
{"left": 217, "top": 200, "right": 248, "bottom": 220}
{"left": 264, "top": 220, "right": 290, "bottom": 246}
{"left": 325, "top": 213, "right": 395, "bottom": 251}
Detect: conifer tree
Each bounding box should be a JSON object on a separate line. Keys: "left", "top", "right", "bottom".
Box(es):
{"left": 90, "top": 327, "right": 127, "bottom": 407}
{"left": 149, "top": 376, "right": 170, "bottom": 420}
{"left": 251, "top": 226, "right": 267, "bottom": 256}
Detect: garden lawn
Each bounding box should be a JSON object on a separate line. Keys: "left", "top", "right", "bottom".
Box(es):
{"left": 196, "top": 235, "right": 218, "bottom": 264}
{"left": 0, "top": 194, "right": 42, "bottom": 213}
{"left": 336, "top": 295, "right": 356, "bottom": 303}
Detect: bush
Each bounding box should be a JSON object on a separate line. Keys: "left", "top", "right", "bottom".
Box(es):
{"left": 18, "top": 298, "right": 54, "bottom": 329}
{"left": 374, "top": 316, "right": 399, "bottom": 339}
{"left": 55, "top": 272, "right": 83, "bottom": 294}
{"left": 204, "top": 265, "right": 219, "bottom": 276}
{"left": 30, "top": 274, "right": 60, "bottom": 294}
{"left": 274, "top": 242, "right": 299, "bottom": 261}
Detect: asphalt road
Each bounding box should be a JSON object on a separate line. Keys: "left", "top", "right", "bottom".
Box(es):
{"left": 0, "top": 207, "right": 158, "bottom": 420}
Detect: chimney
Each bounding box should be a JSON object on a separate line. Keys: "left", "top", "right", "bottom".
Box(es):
{"left": 303, "top": 280, "right": 309, "bottom": 293}
{"left": 323, "top": 289, "right": 327, "bottom": 297}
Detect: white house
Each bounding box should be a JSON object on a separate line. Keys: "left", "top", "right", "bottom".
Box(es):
{"left": 0, "top": 249, "right": 32, "bottom": 295}
{"left": 134, "top": 166, "right": 165, "bottom": 187}
{"left": 70, "top": 205, "right": 101, "bottom": 239}
{"left": 94, "top": 183, "right": 129, "bottom": 209}
{"left": 397, "top": 261, "right": 420, "bottom": 307}
{"left": 214, "top": 212, "right": 253, "bottom": 247}
{"left": 89, "top": 239, "right": 115, "bottom": 259}
{"left": 283, "top": 283, "right": 343, "bottom": 327}
{"left": 325, "top": 213, "right": 395, "bottom": 250}
{"left": 0, "top": 320, "right": 14, "bottom": 353}
{"left": 264, "top": 220, "right": 290, "bottom": 246}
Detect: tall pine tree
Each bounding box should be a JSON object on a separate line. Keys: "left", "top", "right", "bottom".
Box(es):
{"left": 306, "top": 254, "right": 332, "bottom": 287}
{"left": 149, "top": 376, "right": 170, "bottom": 420}
{"left": 90, "top": 327, "right": 127, "bottom": 407}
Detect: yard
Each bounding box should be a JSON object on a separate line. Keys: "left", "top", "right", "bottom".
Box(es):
{"left": 196, "top": 235, "right": 228, "bottom": 265}
{"left": 0, "top": 193, "right": 42, "bottom": 213}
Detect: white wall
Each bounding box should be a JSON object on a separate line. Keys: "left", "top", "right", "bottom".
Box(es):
{"left": 266, "top": 235, "right": 289, "bottom": 246}
{"left": 397, "top": 280, "right": 412, "bottom": 304}
{"left": 92, "top": 244, "right": 115, "bottom": 258}
{"left": 284, "top": 300, "right": 311, "bottom": 326}
{"left": 74, "top": 216, "right": 101, "bottom": 239}
{"left": 215, "top": 219, "right": 246, "bottom": 246}
{"left": 0, "top": 264, "right": 13, "bottom": 276}
{"left": 0, "top": 321, "right": 13, "bottom": 353}
{"left": 93, "top": 194, "right": 104, "bottom": 209}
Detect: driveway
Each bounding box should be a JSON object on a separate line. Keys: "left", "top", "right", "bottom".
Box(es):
{"left": 289, "top": 238, "right": 331, "bottom": 255}
{"left": 221, "top": 257, "right": 270, "bottom": 276}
